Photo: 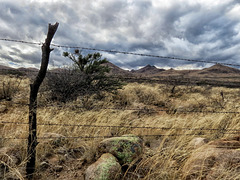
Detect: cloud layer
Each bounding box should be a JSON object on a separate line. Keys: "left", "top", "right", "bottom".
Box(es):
{"left": 0, "top": 0, "right": 240, "bottom": 69}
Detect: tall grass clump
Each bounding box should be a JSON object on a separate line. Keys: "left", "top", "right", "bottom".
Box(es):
{"left": 0, "top": 75, "right": 22, "bottom": 101}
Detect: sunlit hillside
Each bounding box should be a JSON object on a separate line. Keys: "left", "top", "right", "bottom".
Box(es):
{"left": 0, "top": 74, "right": 240, "bottom": 179}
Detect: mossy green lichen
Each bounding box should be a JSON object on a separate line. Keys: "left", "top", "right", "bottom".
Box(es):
{"left": 97, "top": 156, "right": 119, "bottom": 180}
{"left": 99, "top": 135, "right": 143, "bottom": 165}
{"left": 93, "top": 154, "right": 121, "bottom": 180}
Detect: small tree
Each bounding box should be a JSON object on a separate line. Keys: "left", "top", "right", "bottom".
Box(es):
{"left": 46, "top": 50, "right": 123, "bottom": 102}
{"left": 63, "top": 50, "right": 109, "bottom": 75}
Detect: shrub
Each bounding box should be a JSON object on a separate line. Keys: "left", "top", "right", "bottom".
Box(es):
{"left": 0, "top": 76, "right": 22, "bottom": 101}
{"left": 44, "top": 51, "right": 123, "bottom": 103}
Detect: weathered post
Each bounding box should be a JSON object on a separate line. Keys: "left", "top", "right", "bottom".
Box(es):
{"left": 26, "top": 22, "right": 59, "bottom": 179}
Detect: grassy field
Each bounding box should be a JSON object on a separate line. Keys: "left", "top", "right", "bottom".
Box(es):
{"left": 0, "top": 74, "right": 240, "bottom": 179}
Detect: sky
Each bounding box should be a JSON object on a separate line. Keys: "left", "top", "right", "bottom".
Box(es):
{"left": 0, "top": 0, "right": 240, "bottom": 70}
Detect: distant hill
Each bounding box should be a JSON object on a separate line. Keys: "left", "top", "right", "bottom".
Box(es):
{"left": 0, "top": 66, "right": 39, "bottom": 76}
{"left": 104, "top": 62, "right": 133, "bottom": 76}
{"left": 151, "top": 68, "right": 199, "bottom": 77}
{"left": 1, "top": 63, "right": 240, "bottom": 82}
{"left": 144, "top": 64, "right": 240, "bottom": 78}
{"left": 131, "top": 64, "right": 165, "bottom": 75}
{"left": 197, "top": 64, "right": 240, "bottom": 74}
{"left": 17, "top": 67, "right": 38, "bottom": 72}
{"left": 0, "top": 65, "right": 14, "bottom": 70}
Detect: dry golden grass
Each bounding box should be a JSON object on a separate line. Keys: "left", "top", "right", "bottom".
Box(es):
{"left": 0, "top": 75, "right": 240, "bottom": 179}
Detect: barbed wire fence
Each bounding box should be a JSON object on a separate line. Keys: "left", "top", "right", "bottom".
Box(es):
{"left": 0, "top": 37, "right": 240, "bottom": 142}
{"left": 1, "top": 101, "right": 240, "bottom": 114}
{"left": 1, "top": 119, "right": 240, "bottom": 140}
{"left": 1, "top": 38, "right": 240, "bottom": 67}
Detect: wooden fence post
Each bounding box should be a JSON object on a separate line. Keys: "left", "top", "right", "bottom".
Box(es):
{"left": 26, "top": 22, "right": 59, "bottom": 179}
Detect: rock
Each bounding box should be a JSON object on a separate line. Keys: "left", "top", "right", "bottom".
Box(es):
{"left": 182, "top": 136, "right": 240, "bottom": 179}
{"left": 98, "top": 134, "right": 143, "bottom": 165}
{"left": 85, "top": 153, "right": 122, "bottom": 180}
{"left": 188, "top": 137, "right": 209, "bottom": 149}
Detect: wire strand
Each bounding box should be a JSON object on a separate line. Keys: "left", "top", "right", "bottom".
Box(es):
{"left": 0, "top": 101, "right": 239, "bottom": 114}
{"left": 1, "top": 38, "right": 240, "bottom": 67}
{"left": 51, "top": 43, "right": 240, "bottom": 67}
{"left": 1, "top": 131, "right": 240, "bottom": 141}
{"left": 1, "top": 121, "right": 240, "bottom": 132}
{"left": 0, "top": 38, "right": 42, "bottom": 46}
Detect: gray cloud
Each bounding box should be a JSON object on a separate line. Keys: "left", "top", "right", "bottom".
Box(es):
{"left": 0, "top": 0, "right": 240, "bottom": 69}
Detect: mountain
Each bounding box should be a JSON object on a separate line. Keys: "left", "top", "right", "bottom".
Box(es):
{"left": 154, "top": 68, "right": 199, "bottom": 77}
{"left": 104, "top": 62, "right": 133, "bottom": 76}
{"left": 17, "top": 67, "right": 38, "bottom": 72}
{"left": 132, "top": 64, "right": 165, "bottom": 75}
{"left": 1, "top": 63, "right": 240, "bottom": 80}
{"left": 198, "top": 64, "right": 240, "bottom": 74}
{"left": 0, "top": 65, "right": 14, "bottom": 70}
{"left": 0, "top": 66, "right": 39, "bottom": 74}
{"left": 185, "top": 64, "right": 240, "bottom": 78}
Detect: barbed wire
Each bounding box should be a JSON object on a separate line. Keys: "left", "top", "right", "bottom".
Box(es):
{"left": 51, "top": 43, "right": 240, "bottom": 67}
{"left": 1, "top": 120, "right": 240, "bottom": 132}
{"left": 69, "top": 106, "right": 240, "bottom": 114}
{"left": 27, "top": 123, "right": 240, "bottom": 132}
{"left": 1, "top": 38, "right": 240, "bottom": 67}
{"left": 0, "top": 137, "right": 28, "bottom": 140}
{"left": 0, "top": 121, "right": 29, "bottom": 125}
{"left": 31, "top": 104, "right": 240, "bottom": 114}
{"left": 0, "top": 134, "right": 191, "bottom": 140}
{"left": 1, "top": 131, "right": 240, "bottom": 141}
{"left": 0, "top": 101, "right": 239, "bottom": 114}
{"left": 2, "top": 136, "right": 240, "bottom": 149}
{"left": 0, "top": 38, "right": 42, "bottom": 46}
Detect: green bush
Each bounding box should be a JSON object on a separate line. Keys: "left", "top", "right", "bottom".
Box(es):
{"left": 45, "top": 51, "right": 123, "bottom": 102}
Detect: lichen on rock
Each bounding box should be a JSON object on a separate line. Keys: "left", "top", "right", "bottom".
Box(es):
{"left": 85, "top": 153, "right": 121, "bottom": 180}
{"left": 98, "top": 134, "right": 143, "bottom": 165}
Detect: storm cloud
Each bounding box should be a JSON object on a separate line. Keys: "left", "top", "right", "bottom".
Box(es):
{"left": 0, "top": 0, "right": 240, "bottom": 69}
